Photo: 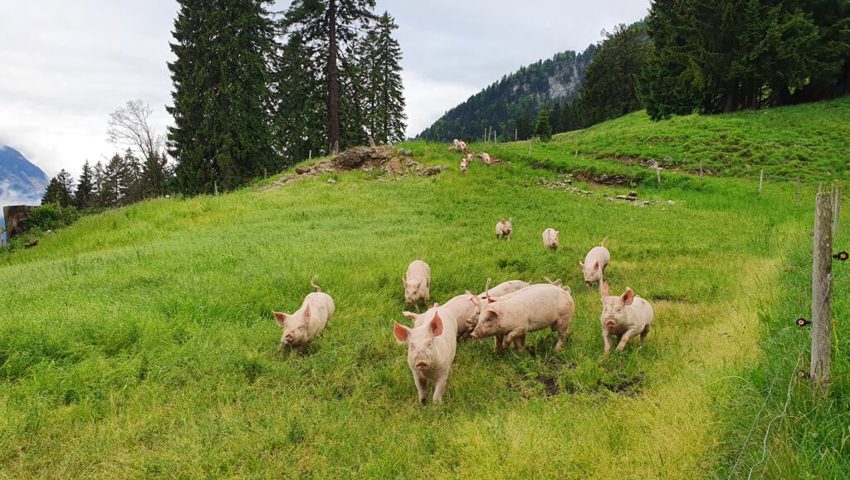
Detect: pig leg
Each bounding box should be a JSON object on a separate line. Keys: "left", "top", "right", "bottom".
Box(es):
{"left": 554, "top": 319, "right": 571, "bottom": 352}
{"left": 413, "top": 372, "right": 428, "bottom": 406}
{"left": 616, "top": 328, "right": 640, "bottom": 352}
{"left": 494, "top": 335, "right": 505, "bottom": 353}
{"left": 513, "top": 333, "right": 526, "bottom": 352}
{"left": 602, "top": 330, "right": 613, "bottom": 355}
{"left": 503, "top": 329, "right": 524, "bottom": 351}
{"left": 640, "top": 324, "right": 650, "bottom": 343}
{"left": 432, "top": 373, "right": 449, "bottom": 405}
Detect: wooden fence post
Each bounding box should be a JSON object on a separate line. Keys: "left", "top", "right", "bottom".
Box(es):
{"left": 759, "top": 169, "right": 764, "bottom": 193}
{"left": 811, "top": 184, "right": 834, "bottom": 393}
{"left": 214, "top": 180, "right": 219, "bottom": 196}
{"left": 833, "top": 185, "right": 841, "bottom": 240}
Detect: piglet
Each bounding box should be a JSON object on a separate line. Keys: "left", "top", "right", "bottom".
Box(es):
{"left": 470, "top": 283, "right": 574, "bottom": 353}
{"left": 478, "top": 152, "right": 492, "bottom": 165}
{"left": 460, "top": 154, "right": 470, "bottom": 175}
{"left": 495, "top": 218, "right": 513, "bottom": 240}
{"left": 273, "top": 276, "right": 335, "bottom": 353}
{"left": 579, "top": 239, "right": 610, "bottom": 286}
{"left": 404, "top": 260, "right": 431, "bottom": 307}
{"left": 542, "top": 228, "right": 560, "bottom": 251}
{"left": 477, "top": 279, "right": 529, "bottom": 300}
{"left": 599, "top": 282, "right": 653, "bottom": 355}
{"left": 405, "top": 292, "right": 480, "bottom": 340}
{"left": 393, "top": 309, "right": 458, "bottom": 405}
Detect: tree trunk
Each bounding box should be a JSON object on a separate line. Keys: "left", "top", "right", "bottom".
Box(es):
{"left": 327, "top": 0, "right": 340, "bottom": 155}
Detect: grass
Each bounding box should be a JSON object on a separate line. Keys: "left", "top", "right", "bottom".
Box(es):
{"left": 545, "top": 95, "right": 850, "bottom": 181}
{"left": 0, "top": 101, "right": 847, "bottom": 478}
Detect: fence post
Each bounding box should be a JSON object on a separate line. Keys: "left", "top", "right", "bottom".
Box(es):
{"left": 759, "top": 169, "right": 764, "bottom": 193}
{"left": 699, "top": 159, "right": 704, "bottom": 185}
{"left": 214, "top": 180, "right": 219, "bottom": 196}
{"left": 811, "top": 184, "right": 834, "bottom": 394}
{"left": 833, "top": 185, "right": 841, "bottom": 240}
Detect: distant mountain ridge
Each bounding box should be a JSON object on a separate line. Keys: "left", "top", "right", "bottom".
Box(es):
{"left": 417, "top": 44, "right": 597, "bottom": 142}
{"left": 0, "top": 145, "right": 49, "bottom": 214}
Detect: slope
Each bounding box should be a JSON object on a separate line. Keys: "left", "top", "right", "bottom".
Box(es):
{"left": 0, "top": 129, "right": 827, "bottom": 478}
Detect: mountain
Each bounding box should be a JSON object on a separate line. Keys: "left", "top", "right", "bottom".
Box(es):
{"left": 0, "top": 145, "right": 49, "bottom": 212}
{"left": 417, "top": 44, "right": 597, "bottom": 142}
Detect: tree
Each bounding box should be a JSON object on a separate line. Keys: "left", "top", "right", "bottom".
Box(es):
{"left": 107, "top": 100, "right": 163, "bottom": 164}
{"left": 534, "top": 108, "right": 552, "bottom": 141}
{"left": 42, "top": 169, "right": 74, "bottom": 207}
{"left": 581, "top": 23, "right": 652, "bottom": 125}
{"left": 75, "top": 161, "right": 95, "bottom": 209}
{"left": 167, "top": 0, "right": 279, "bottom": 195}
{"left": 282, "top": 0, "right": 377, "bottom": 154}
{"left": 363, "top": 12, "right": 406, "bottom": 144}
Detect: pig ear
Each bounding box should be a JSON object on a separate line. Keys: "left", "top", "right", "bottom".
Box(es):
{"left": 578, "top": 260, "right": 584, "bottom": 269}
{"left": 430, "top": 313, "right": 444, "bottom": 337}
{"left": 273, "top": 312, "right": 287, "bottom": 327}
{"left": 485, "top": 305, "right": 501, "bottom": 321}
{"left": 622, "top": 288, "right": 635, "bottom": 305}
{"left": 600, "top": 282, "right": 610, "bottom": 297}
{"left": 393, "top": 322, "right": 411, "bottom": 343}
{"left": 402, "top": 311, "right": 418, "bottom": 322}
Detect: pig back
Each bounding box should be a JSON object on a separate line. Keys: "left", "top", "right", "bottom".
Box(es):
{"left": 499, "top": 284, "right": 572, "bottom": 331}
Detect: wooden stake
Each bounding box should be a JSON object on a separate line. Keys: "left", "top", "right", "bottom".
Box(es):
{"left": 309, "top": 149, "right": 312, "bottom": 160}
{"left": 515, "top": 128, "right": 518, "bottom": 142}
{"left": 811, "top": 184, "right": 834, "bottom": 394}
{"left": 759, "top": 169, "right": 764, "bottom": 193}
{"left": 214, "top": 180, "right": 219, "bottom": 196}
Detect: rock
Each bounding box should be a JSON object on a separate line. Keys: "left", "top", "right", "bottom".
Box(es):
{"left": 397, "top": 149, "right": 413, "bottom": 156}
{"left": 422, "top": 165, "right": 447, "bottom": 176}
{"left": 327, "top": 178, "right": 337, "bottom": 184}
{"left": 295, "top": 167, "right": 311, "bottom": 175}
{"left": 667, "top": 200, "right": 676, "bottom": 205}
{"left": 628, "top": 191, "right": 638, "bottom": 198}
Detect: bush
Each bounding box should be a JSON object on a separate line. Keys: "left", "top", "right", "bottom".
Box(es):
{"left": 29, "top": 203, "right": 80, "bottom": 232}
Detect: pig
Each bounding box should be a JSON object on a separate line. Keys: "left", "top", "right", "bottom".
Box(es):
{"left": 393, "top": 309, "right": 458, "bottom": 405}
{"left": 470, "top": 283, "right": 574, "bottom": 353}
{"left": 403, "top": 260, "right": 431, "bottom": 307}
{"left": 599, "top": 282, "right": 653, "bottom": 355}
{"left": 477, "top": 279, "right": 530, "bottom": 300}
{"left": 542, "top": 228, "right": 560, "bottom": 251}
{"left": 460, "top": 154, "right": 470, "bottom": 175}
{"left": 458, "top": 140, "right": 468, "bottom": 153}
{"left": 478, "top": 152, "right": 492, "bottom": 165}
{"left": 404, "top": 292, "right": 480, "bottom": 339}
{"left": 579, "top": 239, "right": 610, "bottom": 286}
{"left": 273, "top": 276, "right": 335, "bottom": 353}
{"left": 495, "top": 218, "right": 513, "bottom": 240}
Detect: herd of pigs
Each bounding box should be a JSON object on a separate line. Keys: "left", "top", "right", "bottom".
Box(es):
{"left": 272, "top": 219, "right": 655, "bottom": 406}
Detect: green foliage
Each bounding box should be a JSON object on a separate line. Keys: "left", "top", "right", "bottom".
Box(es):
{"left": 418, "top": 47, "right": 596, "bottom": 142}
{"left": 534, "top": 108, "right": 552, "bottom": 141}
{"left": 74, "top": 161, "right": 95, "bottom": 210}
{"left": 581, "top": 23, "right": 652, "bottom": 125}
{"left": 641, "top": 0, "right": 850, "bottom": 119}
{"left": 28, "top": 203, "right": 79, "bottom": 232}
{"left": 361, "top": 12, "right": 407, "bottom": 144}
{"left": 42, "top": 169, "right": 74, "bottom": 208}
{"left": 167, "top": 0, "right": 279, "bottom": 195}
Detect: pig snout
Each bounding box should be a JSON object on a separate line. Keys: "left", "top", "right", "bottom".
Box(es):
{"left": 415, "top": 360, "right": 429, "bottom": 369}
{"left": 283, "top": 332, "right": 294, "bottom": 344}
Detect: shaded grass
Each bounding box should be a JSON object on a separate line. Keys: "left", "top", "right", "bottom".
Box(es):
{"left": 0, "top": 140, "right": 824, "bottom": 478}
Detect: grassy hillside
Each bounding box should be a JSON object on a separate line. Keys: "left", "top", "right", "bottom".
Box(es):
{"left": 1, "top": 102, "right": 848, "bottom": 478}
{"left": 548, "top": 96, "right": 850, "bottom": 181}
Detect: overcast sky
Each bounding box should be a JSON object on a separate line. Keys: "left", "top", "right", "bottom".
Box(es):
{"left": 0, "top": 0, "right": 650, "bottom": 178}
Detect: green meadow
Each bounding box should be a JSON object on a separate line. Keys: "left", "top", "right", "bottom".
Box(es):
{"left": 1, "top": 100, "right": 848, "bottom": 478}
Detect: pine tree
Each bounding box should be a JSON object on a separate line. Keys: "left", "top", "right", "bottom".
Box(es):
{"left": 534, "top": 108, "right": 552, "bottom": 141}
{"left": 273, "top": 32, "right": 327, "bottom": 163}
{"left": 120, "top": 150, "right": 143, "bottom": 205}
{"left": 581, "top": 23, "right": 652, "bottom": 125}
{"left": 168, "top": 0, "right": 279, "bottom": 195}
{"left": 42, "top": 169, "right": 74, "bottom": 207}
{"left": 282, "top": 0, "right": 377, "bottom": 154}
{"left": 140, "top": 151, "right": 171, "bottom": 198}
{"left": 75, "top": 161, "right": 95, "bottom": 209}
{"left": 363, "top": 12, "right": 406, "bottom": 144}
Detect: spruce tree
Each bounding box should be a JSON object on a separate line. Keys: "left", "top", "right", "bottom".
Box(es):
{"left": 534, "top": 108, "right": 552, "bottom": 141}
{"left": 282, "top": 0, "right": 377, "bottom": 154}
{"left": 364, "top": 12, "right": 406, "bottom": 144}
{"left": 168, "top": 0, "right": 278, "bottom": 195}
{"left": 75, "top": 161, "right": 95, "bottom": 209}
{"left": 42, "top": 170, "right": 74, "bottom": 207}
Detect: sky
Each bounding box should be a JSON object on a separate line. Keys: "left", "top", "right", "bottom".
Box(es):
{"left": 0, "top": 0, "right": 650, "bottom": 178}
